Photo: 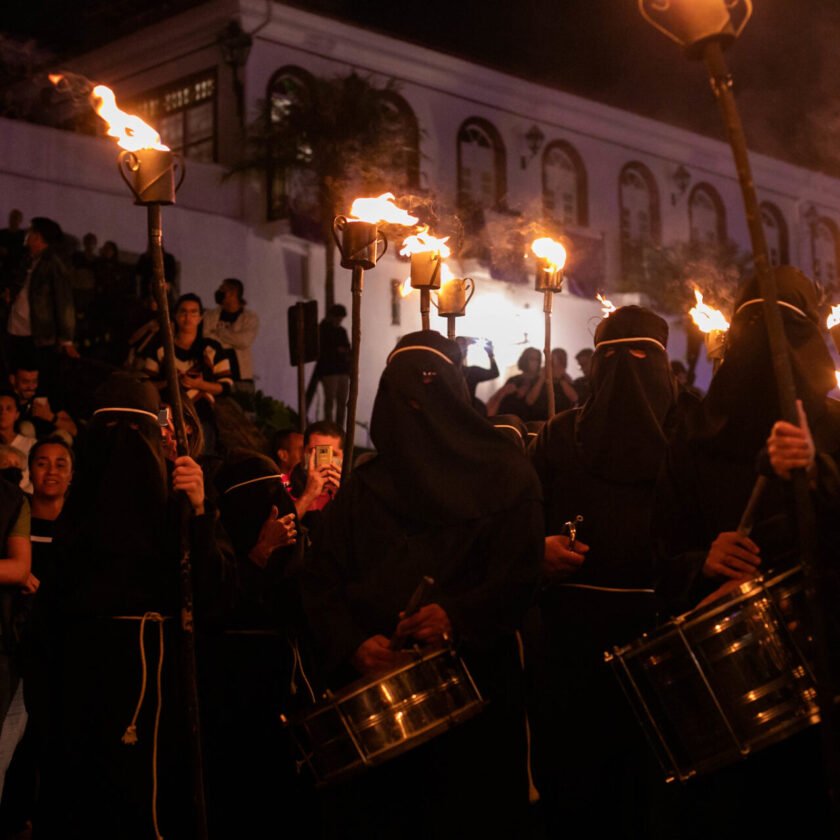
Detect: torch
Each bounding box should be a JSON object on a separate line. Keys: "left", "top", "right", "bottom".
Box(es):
{"left": 433, "top": 268, "right": 475, "bottom": 340}
{"left": 689, "top": 289, "right": 730, "bottom": 373}
{"left": 531, "top": 237, "right": 568, "bottom": 419}
{"left": 827, "top": 305, "right": 840, "bottom": 355}
{"left": 596, "top": 292, "right": 617, "bottom": 319}
{"left": 400, "top": 227, "right": 451, "bottom": 331}
{"left": 79, "top": 82, "right": 207, "bottom": 837}
{"left": 333, "top": 193, "right": 418, "bottom": 476}
{"left": 639, "top": 0, "right": 840, "bottom": 812}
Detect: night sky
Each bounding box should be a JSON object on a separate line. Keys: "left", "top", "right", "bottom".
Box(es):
{"left": 5, "top": 0, "right": 840, "bottom": 176}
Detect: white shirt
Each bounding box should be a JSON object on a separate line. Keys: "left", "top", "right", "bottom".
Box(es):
{"left": 202, "top": 307, "right": 260, "bottom": 381}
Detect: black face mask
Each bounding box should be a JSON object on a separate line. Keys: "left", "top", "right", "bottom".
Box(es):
{"left": 214, "top": 289, "right": 225, "bottom": 305}
{"left": 0, "top": 466, "right": 23, "bottom": 487}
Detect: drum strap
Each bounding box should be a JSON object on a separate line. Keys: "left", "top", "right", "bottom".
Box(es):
{"left": 114, "top": 612, "right": 170, "bottom": 840}
{"left": 515, "top": 631, "right": 540, "bottom": 804}
{"left": 289, "top": 636, "right": 316, "bottom": 704}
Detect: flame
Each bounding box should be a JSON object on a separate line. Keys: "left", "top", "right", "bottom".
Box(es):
{"left": 91, "top": 84, "right": 168, "bottom": 152}
{"left": 399, "top": 226, "right": 451, "bottom": 259}
{"left": 596, "top": 293, "right": 616, "bottom": 318}
{"left": 349, "top": 193, "right": 418, "bottom": 226}
{"left": 531, "top": 237, "right": 567, "bottom": 272}
{"left": 827, "top": 304, "right": 840, "bottom": 330}
{"left": 689, "top": 289, "right": 730, "bottom": 334}
{"left": 439, "top": 263, "right": 455, "bottom": 285}
{"left": 48, "top": 73, "right": 64, "bottom": 86}
{"left": 399, "top": 278, "right": 414, "bottom": 298}
{"left": 836, "top": 371, "right": 840, "bottom": 390}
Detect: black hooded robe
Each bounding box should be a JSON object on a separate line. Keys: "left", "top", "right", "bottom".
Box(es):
{"left": 301, "top": 331, "right": 544, "bottom": 839}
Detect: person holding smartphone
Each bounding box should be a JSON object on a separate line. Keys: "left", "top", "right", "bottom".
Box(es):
{"left": 287, "top": 421, "right": 344, "bottom": 523}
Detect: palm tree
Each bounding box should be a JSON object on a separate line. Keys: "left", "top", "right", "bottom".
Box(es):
{"left": 241, "top": 70, "right": 419, "bottom": 307}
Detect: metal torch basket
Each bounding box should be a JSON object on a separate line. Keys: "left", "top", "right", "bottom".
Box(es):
{"left": 605, "top": 566, "right": 820, "bottom": 782}
{"left": 285, "top": 645, "right": 485, "bottom": 786}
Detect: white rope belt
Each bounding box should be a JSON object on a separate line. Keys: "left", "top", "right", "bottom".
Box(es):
{"left": 115, "top": 612, "right": 170, "bottom": 840}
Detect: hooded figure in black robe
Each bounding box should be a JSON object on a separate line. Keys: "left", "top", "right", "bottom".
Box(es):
{"left": 201, "top": 451, "right": 314, "bottom": 837}
{"left": 38, "top": 372, "right": 219, "bottom": 840}
{"left": 526, "top": 305, "right": 685, "bottom": 838}
{"left": 655, "top": 266, "right": 840, "bottom": 611}
{"left": 301, "top": 330, "right": 543, "bottom": 839}
{"left": 651, "top": 268, "right": 840, "bottom": 836}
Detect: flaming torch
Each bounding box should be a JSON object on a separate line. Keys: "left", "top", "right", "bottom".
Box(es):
{"left": 58, "top": 78, "right": 207, "bottom": 837}
{"left": 597, "top": 293, "right": 617, "bottom": 319}
{"left": 689, "top": 289, "right": 730, "bottom": 372}
{"left": 531, "top": 237, "right": 568, "bottom": 418}
{"left": 432, "top": 264, "right": 476, "bottom": 340}
{"left": 827, "top": 304, "right": 840, "bottom": 355}
{"left": 333, "top": 193, "right": 418, "bottom": 475}
{"left": 400, "top": 227, "right": 451, "bottom": 330}
{"left": 639, "top": 1, "right": 840, "bottom": 805}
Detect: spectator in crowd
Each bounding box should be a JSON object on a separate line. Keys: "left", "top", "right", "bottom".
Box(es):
{"left": 0, "top": 459, "right": 31, "bottom": 800}
{"left": 671, "top": 359, "right": 704, "bottom": 399}
{"left": 455, "top": 336, "right": 499, "bottom": 414}
{"left": 273, "top": 428, "right": 304, "bottom": 476}
{"left": 0, "top": 390, "right": 35, "bottom": 491}
{"left": 309, "top": 304, "right": 351, "bottom": 426}
{"left": 573, "top": 347, "right": 594, "bottom": 404}
{"left": 8, "top": 359, "right": 77, "bottom": 440}
{"left": 486, "top": 347, "right": 542, "bottom": 419}
{"left": 6, "top": 217, "right": 78, "bottom": 390}
{"left": 70, "top": 233, "right": 97, "bottom": 350}
{"left": 522, "top": 347, "right": 578, "bottom": 416}
{"left": 133, "top": 242, "right": 177, "bottom": 300}
{"left": 203, "top": 278, "right": 260, "bottom": 390}
{"left": 288, "top": 421, "right": 343, "bottom": 524}
{"left": 145, "top": 293, "right": 233, "bottom": 454}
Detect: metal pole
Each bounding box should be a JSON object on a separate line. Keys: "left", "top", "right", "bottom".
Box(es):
{"left": 420, "top": 289, "right": 431, "bottom": 331}
{"left": 343, "top": 266, "right": 363, "bottom": 480}
{"left": 147, "top": 203, "right": 209, "bottom": 840}
{"left": 702, "top": 39, "right": 840, "bottom": 822}
{"left": 446, "top": 315, "right": 456, "bottom": 341}
{"left": 296, "top": 303, "right": 306, "bottom": 433}
{"left": 543, "top": 292, "right": 555, "bottom": 419}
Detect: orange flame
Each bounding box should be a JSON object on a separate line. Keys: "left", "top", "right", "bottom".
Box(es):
{"left": 91, "top": 84, "right": 168, "bottom": 152}
{"left": 349, "top": 193, "right": 418, "bottom": 226}
{"left": 596, "top": 293, "right": 616, "bottom": 318}
{"left": 530, "top": 237, "right": 567, "bottom": 272}
{"left": 689, "top": 289, "right": 730, "bottom": 334}
{"left": 399, "top": 278, "right": 414, "bottom": 298}
{"left": 836, "top": 371, "right": 840, "bottom": 390}
{"left": 399, "top": 226, "right": 451, "bottom": 259}
{"left": 48, "top": 73, "right": 64, "bottom": 86}
{"left": 827, "top": 304, "right": 840, "bottom": 330}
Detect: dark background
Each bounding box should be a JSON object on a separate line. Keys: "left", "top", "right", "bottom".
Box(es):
{"left": 5, "top": 0, "right": 840, "bottom": 176}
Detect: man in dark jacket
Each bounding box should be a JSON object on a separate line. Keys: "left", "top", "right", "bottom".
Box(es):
{"left": 6, "top": 218, "right": 77, "bottom": 384}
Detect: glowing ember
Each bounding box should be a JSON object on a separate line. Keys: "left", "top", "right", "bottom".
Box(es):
{"left": 399, "top": 278, "right": 414, "bottom": 298}
{"left": 349, "top": 193, "right": 418, "bottom": 226}
{"left": 48, "top": 73, "right": 64, "bottom": 86}
{"left": 689, "top": 289, "right": 730, "bottom": 334}
{"left": 827, "top": 304, "right": 840, "bottom": 330}
{"left": 399, "top": 227, "right": 452, "bottom": 259}
{"left": 91, "top": 84, "right": 168, "bottom": 152}
{"left": 531, "top": 237, "right": 567, "bottom": 272}
{"left": 596, "top": 293, "right": 616, "bottom": 318}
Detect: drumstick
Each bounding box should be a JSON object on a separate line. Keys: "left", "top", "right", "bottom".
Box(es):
{"left": 389, "top": 576, "right": 435, "bottom": 651}
{"left": 737, "top": 476, "right": 768, "bottom": 536}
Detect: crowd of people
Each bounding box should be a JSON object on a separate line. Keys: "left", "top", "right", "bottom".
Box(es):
{"left": 0, "top": 204, "right": 837, "bottom": 840}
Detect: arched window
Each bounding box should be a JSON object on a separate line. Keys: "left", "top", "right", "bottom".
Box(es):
{"left": 688, "top": 183, "right": 726, "bottom": 246}
{"left": 812, "top": 217, "right": 840, "bottom": 296}
{"left": 760, "top": 202, "right": 789, "bottom": 266}
{"left": 619, "top": 162, "right": 661, "bottom": 247}
{"left": 457, "top": 118, "right": 506, "bottom": 211}
{"left": 379, "top": 91, "right": 420, "bottom": 190}
{"left": 542, "top": 140, "right": 588, "bottom": 227}
{"left": 266, "top": 66, "right": 315, "bottom": 221}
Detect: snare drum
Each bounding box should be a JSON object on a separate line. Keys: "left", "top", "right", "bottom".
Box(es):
{"left": 285, "top": 646, "right": 485, "bottom": 786}
{"left": 605, "top": 566, "right": 819, "bottom": 782}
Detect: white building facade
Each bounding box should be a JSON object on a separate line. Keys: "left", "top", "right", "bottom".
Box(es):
{"left": 3, "top": 0, "right": 840, "bottom": 437}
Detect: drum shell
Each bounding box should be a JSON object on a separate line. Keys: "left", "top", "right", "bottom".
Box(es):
{"left": 607, "top": 567, "right": 819, "bottom": 782}
{"left": 287, "top": 647, "right": 484, "bottom": 786}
